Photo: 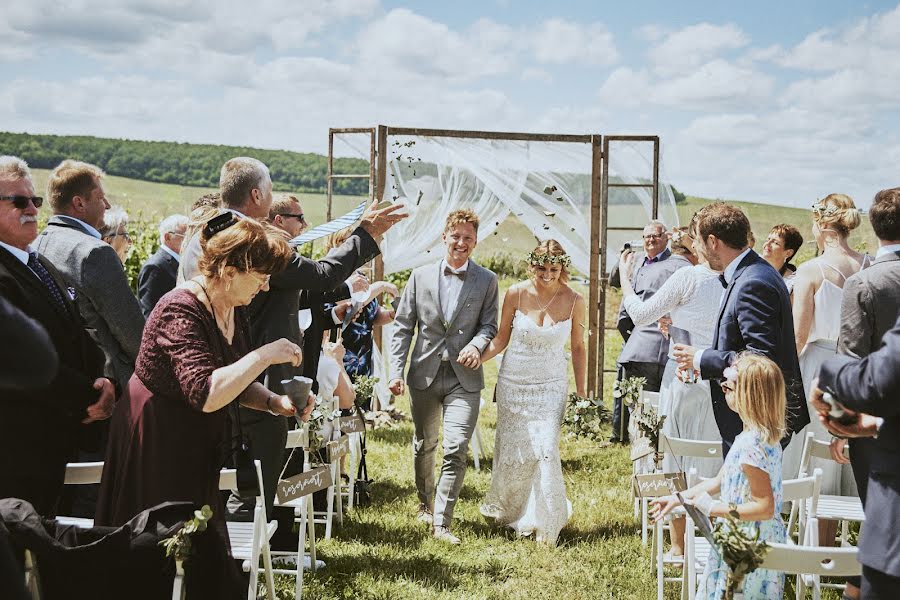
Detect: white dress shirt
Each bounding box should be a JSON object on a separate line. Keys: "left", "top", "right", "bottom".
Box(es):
{"left": 693, "top": 247, "right": 752, "bottom": 370}
{"left": 439, "top": 258, "right": 468, "bottom": 323}
{"left": 876, "top": 243, "right": 900, "bottom": 258}
{"left": 160, "top": 244, "right": 180, "bottom": 262}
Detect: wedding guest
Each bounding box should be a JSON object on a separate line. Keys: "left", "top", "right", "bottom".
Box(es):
{"left": 323, "top": 227, "right": 398, "bottom": 396}
{"left": 652, "top": 353, "right": 787, "bottom": 600}
{"left": 619, "top": 224, "right": 723, "bottom": 557}
{"left": 783, "top": 194, "right": 870, "bottom": 498}
{"left": 99, "top": 205, "right": 132, "bottom": 264}
{"left": 761, "top": 224, "right": 803, "bottom": 293}
{"left": 96, "top": 211, "right": 313, "bottom": 545}
{"left": 0, "top": 156, "right": 113, "bottom": 517}
{"left": 811, "top": 315, "right": 900, "bottom": 599}
{"left": 672, "top": 202, "right": 807, "bottom": 455}
{"left": 827, "top": 187, "right": 900, "bottom": 600}
{"left": 137, "top": 214, "right": 188, "bottom": 318}
{"left": 607, "top": 220, "right": 690, "bottom": 444}
{"left": 35, "top": 160, "right": 145, "bottom": 389}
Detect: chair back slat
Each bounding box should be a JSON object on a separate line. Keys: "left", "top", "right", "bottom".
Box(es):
{"left": 760, "top": 542, "right": 861, "bottom": 576}
{"left": 659, "top": 435, "right": 723, "bottom": 460}
{"left": 218, "top": 468, "right": 238, "bottom": 491}
{"left": 286, "top": 427, "right": 309, "bottom": 449}
{"left": 63, "top": 462, "right": 104, "bottom": 485}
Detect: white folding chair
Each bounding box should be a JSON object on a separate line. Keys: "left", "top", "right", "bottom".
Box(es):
{"left": 220, "top": 460, "right": 277, "bottom": 600}
{"left": 792, "top": 432, "right": 865, "bottom": 547}
{"left": 759, "top": 542, "right": 861, "bottom": 600}
{"left": 54, "top": 461, "right": 104, "bottom": 529}
{"left": 470, "top": 396, "right": 489, "bottom": 471}
{"left": 783, "top": 468, "right": 822, "bottom": 546}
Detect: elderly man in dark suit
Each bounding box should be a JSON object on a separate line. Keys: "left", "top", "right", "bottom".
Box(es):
{"left": 607, "top": 220, "right": 691, "bottom": 444}
{"left": 137, "top": 214, "right": 188, "bottom": 317}
{"left": 673, "top": 203, "right": 807, "bottom": 455}
{"left": 811, "top": 315, "right": 900, "bottom": 600}
{"left": 33, "top": 159, "right": 145, "bottom": 388}
{"left": 0, "top": 155, "right": 113, "bottom": 516}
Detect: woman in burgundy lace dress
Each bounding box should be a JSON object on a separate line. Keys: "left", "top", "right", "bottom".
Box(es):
{"left": 96, "top": 212, "right": 314, "bottom": 544}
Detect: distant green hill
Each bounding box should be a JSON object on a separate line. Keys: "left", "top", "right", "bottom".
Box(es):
{"left": 0, "top": 131, "right": 369, "bottom": 195}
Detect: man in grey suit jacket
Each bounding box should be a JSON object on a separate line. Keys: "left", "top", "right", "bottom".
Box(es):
{"left": 34, "top": 160, "right": 145, "bottom": 390}
{"left": 828, "top": 188, "right": 900, "bottom": 599}
{"left": 389, "top": 210, "right": 499, "bottom": 545}
{"left": 608, "top": 221, "right": 690, "bottom": 443}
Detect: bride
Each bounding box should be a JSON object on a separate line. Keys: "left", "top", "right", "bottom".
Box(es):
{"left": 479, "top": 239, "right": 586, "bottom": 545}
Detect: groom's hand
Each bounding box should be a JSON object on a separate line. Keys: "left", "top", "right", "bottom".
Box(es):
{"left": 388, "top": 378, "right": 405, "bottom": 396}
{"left": 672, "top": 343, "right": 696, "bottom": 372}
{"left": 457, "top": 345, "right": 481, "bottom": 369}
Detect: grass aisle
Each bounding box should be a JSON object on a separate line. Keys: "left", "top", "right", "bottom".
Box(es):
{"left": 276, "top": 359, "right": 662, "bottom": 599}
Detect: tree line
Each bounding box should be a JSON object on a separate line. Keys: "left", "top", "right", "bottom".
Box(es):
{"left": 0, "top": 131, "right": 371, "bottom": 195}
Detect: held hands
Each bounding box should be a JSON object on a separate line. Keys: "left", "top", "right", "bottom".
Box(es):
{"left": 672, "top": 344, "right": 697, "bottom": 372}
{"left": 263, "top": 338, "right": 303, "bottom": 367}
{"left": 359, "top": 199, "right": 409, "bottom": 240}
{"left": 83, "top": 377, "right": 116, "bottom": 424}
{"left": 388, "top": 378, "right": 405, "bottom": 396}
{"left": 457, "top": 345, "right": 481, "bottom": 369}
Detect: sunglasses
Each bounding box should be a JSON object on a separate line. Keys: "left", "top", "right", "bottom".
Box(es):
{"left": 0, "top": 195, "right": 43, "bottom": 209}
{"left": 720, "top": 381, "right": 735, "bottom": 393}
{"left": 278, "top": 213, "right": 305, "bottom": 222}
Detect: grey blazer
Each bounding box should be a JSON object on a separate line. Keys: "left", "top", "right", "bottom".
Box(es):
{"left": 34, "top": 216, "right": 145, "bottom": 386}
{"left": 838, "top": 250, "right": 900, "bottom": 358}
{"left": 390, "top": 259, "right": 499, "bottom": 393}
{"left": 612, "top": 249, "right": 691, "bottom": 365}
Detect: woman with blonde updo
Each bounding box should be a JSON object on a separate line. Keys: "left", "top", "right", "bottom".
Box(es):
{"left": 479, "top": 239, "right": 585, "bottom": 545}
{"left": 97, "top": 211, "right": 314, "bottom": 566}
{"left": 784, "top": 194, "right": 871, "bottom": 500}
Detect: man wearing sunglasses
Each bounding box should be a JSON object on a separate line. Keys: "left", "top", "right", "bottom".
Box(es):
{"left": 0, "top": 155, "right": 113, "bottom": 517}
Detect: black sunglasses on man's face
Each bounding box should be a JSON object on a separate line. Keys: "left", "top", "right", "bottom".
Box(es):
{"left": 0, "top": 196, "right": 43, "bottom": 209}
{"left": 278, "top": 213, "right": 305, "bottom": 222}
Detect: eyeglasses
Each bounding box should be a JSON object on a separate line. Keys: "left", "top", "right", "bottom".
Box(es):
{"left": 0, "top": 195, "right": 43, "bottom": 209}
{"left": 720, "top": 381, "right": 735, "bottom": 393}
{"left": 278, "top": 213, "right": 305, "bottom": 222}
{"left": 106, "top": 231, "right": 133, "bottom": 242}
{"left": 247, "top": 272, "right": 271, "bottom": 288}
{"left": 642, "top": 233, "right": 664, "bottom": 241}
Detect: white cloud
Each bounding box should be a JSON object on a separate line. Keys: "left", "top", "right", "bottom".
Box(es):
{"left": 531, "top": 19, "right": 618, "bottom": 66}
{"left": 648, "top": 23, "right": 749, "bottom": 75}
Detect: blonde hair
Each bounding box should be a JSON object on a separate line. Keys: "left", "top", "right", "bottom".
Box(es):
{"left": 0, "top": 156, "right": 31, "bottom": 181}
{"left": 731, "top": 353, "right": 786, "bottom": 445}
{"left": 324, "top": 226, "right": 353, "bottom": 252}
{"left": 444, "top": 209, "right": 480, "bottom": 234}
{"left": 527, "top": 239, "right": 570, "bottom": 284}
{"left": 669, "top": 226, "right": 695, "bottom": 258}
{"left": 812, "top": 193, "right": 861, "bottom": 237}
{"left": 47, "top": 159, "right": 105, "bottom": 212}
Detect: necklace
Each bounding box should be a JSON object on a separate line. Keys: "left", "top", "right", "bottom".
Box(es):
{"left": 192, "top": 278, "right": 235, "bottom": 340}
{"left": 533, "top": 283, "right": 561, "bottom": 312}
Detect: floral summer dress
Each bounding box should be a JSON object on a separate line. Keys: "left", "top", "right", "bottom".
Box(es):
{"left": 698, "top": 429, "right": 786, "bottom": 600}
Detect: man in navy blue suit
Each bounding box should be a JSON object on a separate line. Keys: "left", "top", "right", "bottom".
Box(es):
{"left": 672, "top": 202, "right": 807, "bottom": 454}
{"left": 812, "top": 316, "right": 900, "bottom": 600}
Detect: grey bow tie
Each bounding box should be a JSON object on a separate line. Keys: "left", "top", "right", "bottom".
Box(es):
{"left": 444, "top": 266, "right": 466, "bottom": 280}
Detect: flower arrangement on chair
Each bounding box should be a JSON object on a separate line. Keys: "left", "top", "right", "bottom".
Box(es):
{"left": 711, "top": 505, "right": 771, "bottom": 600}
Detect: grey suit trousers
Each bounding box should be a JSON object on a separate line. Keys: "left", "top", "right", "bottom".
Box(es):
{"left": 410, "top": 362, "right": 481, "bottom": 528}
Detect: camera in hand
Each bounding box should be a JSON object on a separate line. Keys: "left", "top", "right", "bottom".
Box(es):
{"left": 823, "top": 391, "right": 857, "bottom": 426}
{"left": 622, "top": 239, "right": 643, "bottom": 253}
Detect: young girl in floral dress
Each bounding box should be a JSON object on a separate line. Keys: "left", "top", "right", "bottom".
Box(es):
{"left": 651, "top": 353, "right": 787, "bottom": 599}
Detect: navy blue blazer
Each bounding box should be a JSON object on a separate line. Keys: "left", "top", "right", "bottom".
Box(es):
{"left": 818, "top": 314, "right": 900, "bottom": 577}
{"left": 699, "top": 250, "right": 808, "bottom": 452}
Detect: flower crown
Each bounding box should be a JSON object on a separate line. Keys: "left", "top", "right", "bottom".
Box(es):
{"left": 526, "top": 251, "right": 572, "bottom": 267}
{"left": 811, "top": 201, "right": 839, "bottom": 218}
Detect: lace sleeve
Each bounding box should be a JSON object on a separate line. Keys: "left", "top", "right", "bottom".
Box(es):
{"left": 622, "top": 267, "right": 693, "bottom": 327}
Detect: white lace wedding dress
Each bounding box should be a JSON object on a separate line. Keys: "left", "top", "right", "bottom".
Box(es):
{"left": 480, "top": 309, "right": 572, "bottom": 545}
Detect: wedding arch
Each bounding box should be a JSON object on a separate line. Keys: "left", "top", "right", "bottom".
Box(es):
{"left": 325, "top": 125, "right": 680, "bottom": 400}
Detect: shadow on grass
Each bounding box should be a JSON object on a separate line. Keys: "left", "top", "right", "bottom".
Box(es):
{"left": 557, "top": 519, "right": 639, "bottom": 545}
{"left": 307, "top": 552, "right": 463, "bottom": 591}
{"left": 336, "top": 517, "right": 429, "bottom": 549}
{"left": 366, "top": 478, "right": 417, "bottom": 504}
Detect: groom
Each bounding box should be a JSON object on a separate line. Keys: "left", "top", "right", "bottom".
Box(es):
{"left": 389, "top": 209, "right": 499, "bottom": 545}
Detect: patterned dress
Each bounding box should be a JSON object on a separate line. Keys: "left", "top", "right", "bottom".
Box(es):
{"left": 698, "top": 429, "right": 786, "bottom": 600}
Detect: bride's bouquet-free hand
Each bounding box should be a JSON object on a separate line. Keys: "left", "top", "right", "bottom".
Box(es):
{"left": 563, "top": 392, "right": 610, "bottom": 441}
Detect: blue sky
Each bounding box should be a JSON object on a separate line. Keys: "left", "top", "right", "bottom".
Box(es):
{"left": 2, "top": 0, "right": 900, "bottom": 208}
